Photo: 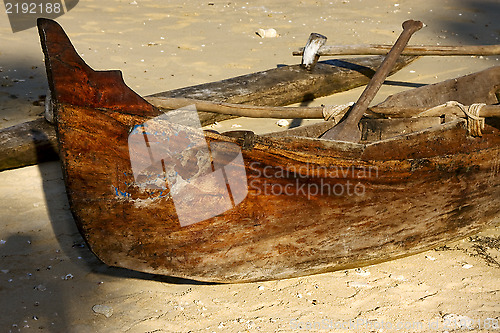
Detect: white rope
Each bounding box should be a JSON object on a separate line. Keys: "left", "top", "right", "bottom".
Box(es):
{"left": 455, "top": 102, "right": 486, "bottom": 137}
{"left": 418, "top": 101, "right": 486, "bottom": 137}
{"left": 322, "top": 102, "right": 354, "bottom": 122}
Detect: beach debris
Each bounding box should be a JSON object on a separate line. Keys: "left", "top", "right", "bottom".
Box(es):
{"left": 1, "top": 269, "right": 9, "bottom": 274}
{"left": 425, "top": 255, "right": 437, "bottom": 261}
{"left": 348, "top": 281, "right": 370, "bottom": 288}
{"left": 231, "top": 124, "right": 242, "bottom": 128}
{"left": 256, "top": 28, "right": 278, "bottom": 38}
{"left": 0, "top": 239, "right": 6, "bottom": 245}
{"left": 276, "top": 119, "right": 290, "bottom": 127}
{"left": 354, "top": 268, "right": 370, "bottom": 276}
{"left": 92, "top": 304, "right": 113, "bottom": 318}
{"left": 34, "top": 284, "right": 47, "bottom": 291}
{"left": 390, "top": 274, "right": 406, "bottom": 281}
{"left": 462, "top": 263, "right": 473, "bottom": 269}
{"left": 62, "top": 273, "right": 74, "bottom": 280}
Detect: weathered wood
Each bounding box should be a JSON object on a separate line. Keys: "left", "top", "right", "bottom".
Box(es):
{"left": 370, "top": 66, "right": 500, "bottom": 117}
{"left": 38, "top": 18, "right": 500, "bottom": 283}
{"left": 0, "top": 118, "right": 58, "bottom": 171}
{"left": 360, "top": 117, "right": 442, "bottom": 141}
{"left": 293, "top": 43, "right": 500, "bottom": 56}
{"left": 0, "top": 20, "right": 417, "bottom": 172}
{"left": 145, "top": 96, "right": 326, "bottom": 119}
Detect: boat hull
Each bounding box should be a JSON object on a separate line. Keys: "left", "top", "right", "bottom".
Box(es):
{"left": 56, "top": 101, "right": 500, "bottom": 282}
{"left": 39, "top": 18, "right": 500, "bottom": 282}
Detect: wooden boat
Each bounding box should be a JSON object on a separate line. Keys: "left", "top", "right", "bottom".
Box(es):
{"left": 39, "top": 18, "right": 500, "bottom": 282}
{"left": 0, "top": 20, "right": 418, "bottom": 172}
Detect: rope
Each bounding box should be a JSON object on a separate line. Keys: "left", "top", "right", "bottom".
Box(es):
{"left": 455, "top": 102, "right": 486, "bottom": 137}
{"left": 322, "top": 102, "right": 354, "bottom": 122}
{"left": 418, "top": 101, "right": 486, "bottom": 137}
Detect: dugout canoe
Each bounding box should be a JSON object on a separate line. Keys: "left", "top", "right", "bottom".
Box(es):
{"left": 0, "top": 20, "right": 418, "bottom": 172}
{"left": 40, "top": 18, "right": 499, "bottom": 282}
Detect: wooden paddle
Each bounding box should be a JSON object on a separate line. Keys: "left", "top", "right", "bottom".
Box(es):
{"left": 320, "top": 20, "right": 424, "bottom": 142}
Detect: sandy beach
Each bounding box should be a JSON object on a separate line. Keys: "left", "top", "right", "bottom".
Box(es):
{"left": 1, "top": 0, "right": 499, "bottom": 332}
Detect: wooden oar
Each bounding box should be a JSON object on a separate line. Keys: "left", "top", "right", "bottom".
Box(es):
{"left": 320, "top": 20, "right": 424, "bottom": 142}
{"left": 293, "top": 44, "right": 500, "bottom": 56}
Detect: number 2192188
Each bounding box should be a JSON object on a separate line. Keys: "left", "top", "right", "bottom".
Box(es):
{"left": 5, "top": 2, "right": 62, "bottom": 14}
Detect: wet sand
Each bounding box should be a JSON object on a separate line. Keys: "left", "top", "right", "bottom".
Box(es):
{"left": 1, "top": 0, "right": 499, "bottom": 332}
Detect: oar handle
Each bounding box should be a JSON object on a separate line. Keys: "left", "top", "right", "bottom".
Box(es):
{"left": 321, "top": 20, "right": 423, "bottom": 141}
{"left": 347, "top": 20, "right": 423, "bottom": 126}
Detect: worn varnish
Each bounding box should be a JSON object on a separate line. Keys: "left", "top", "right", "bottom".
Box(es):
{"left": 39, "top": 18, "right": 500, "bottom": 282}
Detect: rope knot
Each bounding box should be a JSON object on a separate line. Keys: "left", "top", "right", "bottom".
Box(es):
{"left": 322, "top": 102, "right": 354, "bottom": 122}
{"left": 455, "top": 102, "right": 486, "bottom": 137}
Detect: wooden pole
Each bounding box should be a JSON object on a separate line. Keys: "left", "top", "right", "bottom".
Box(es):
{"left": 293, "top": 44, "right": 500, "bottom": 56}
{"left": 146, "top": 96, "right": 500, "bottom": 119}
{"left": 145, "top": 97, "right": 326, "bottom": 119}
